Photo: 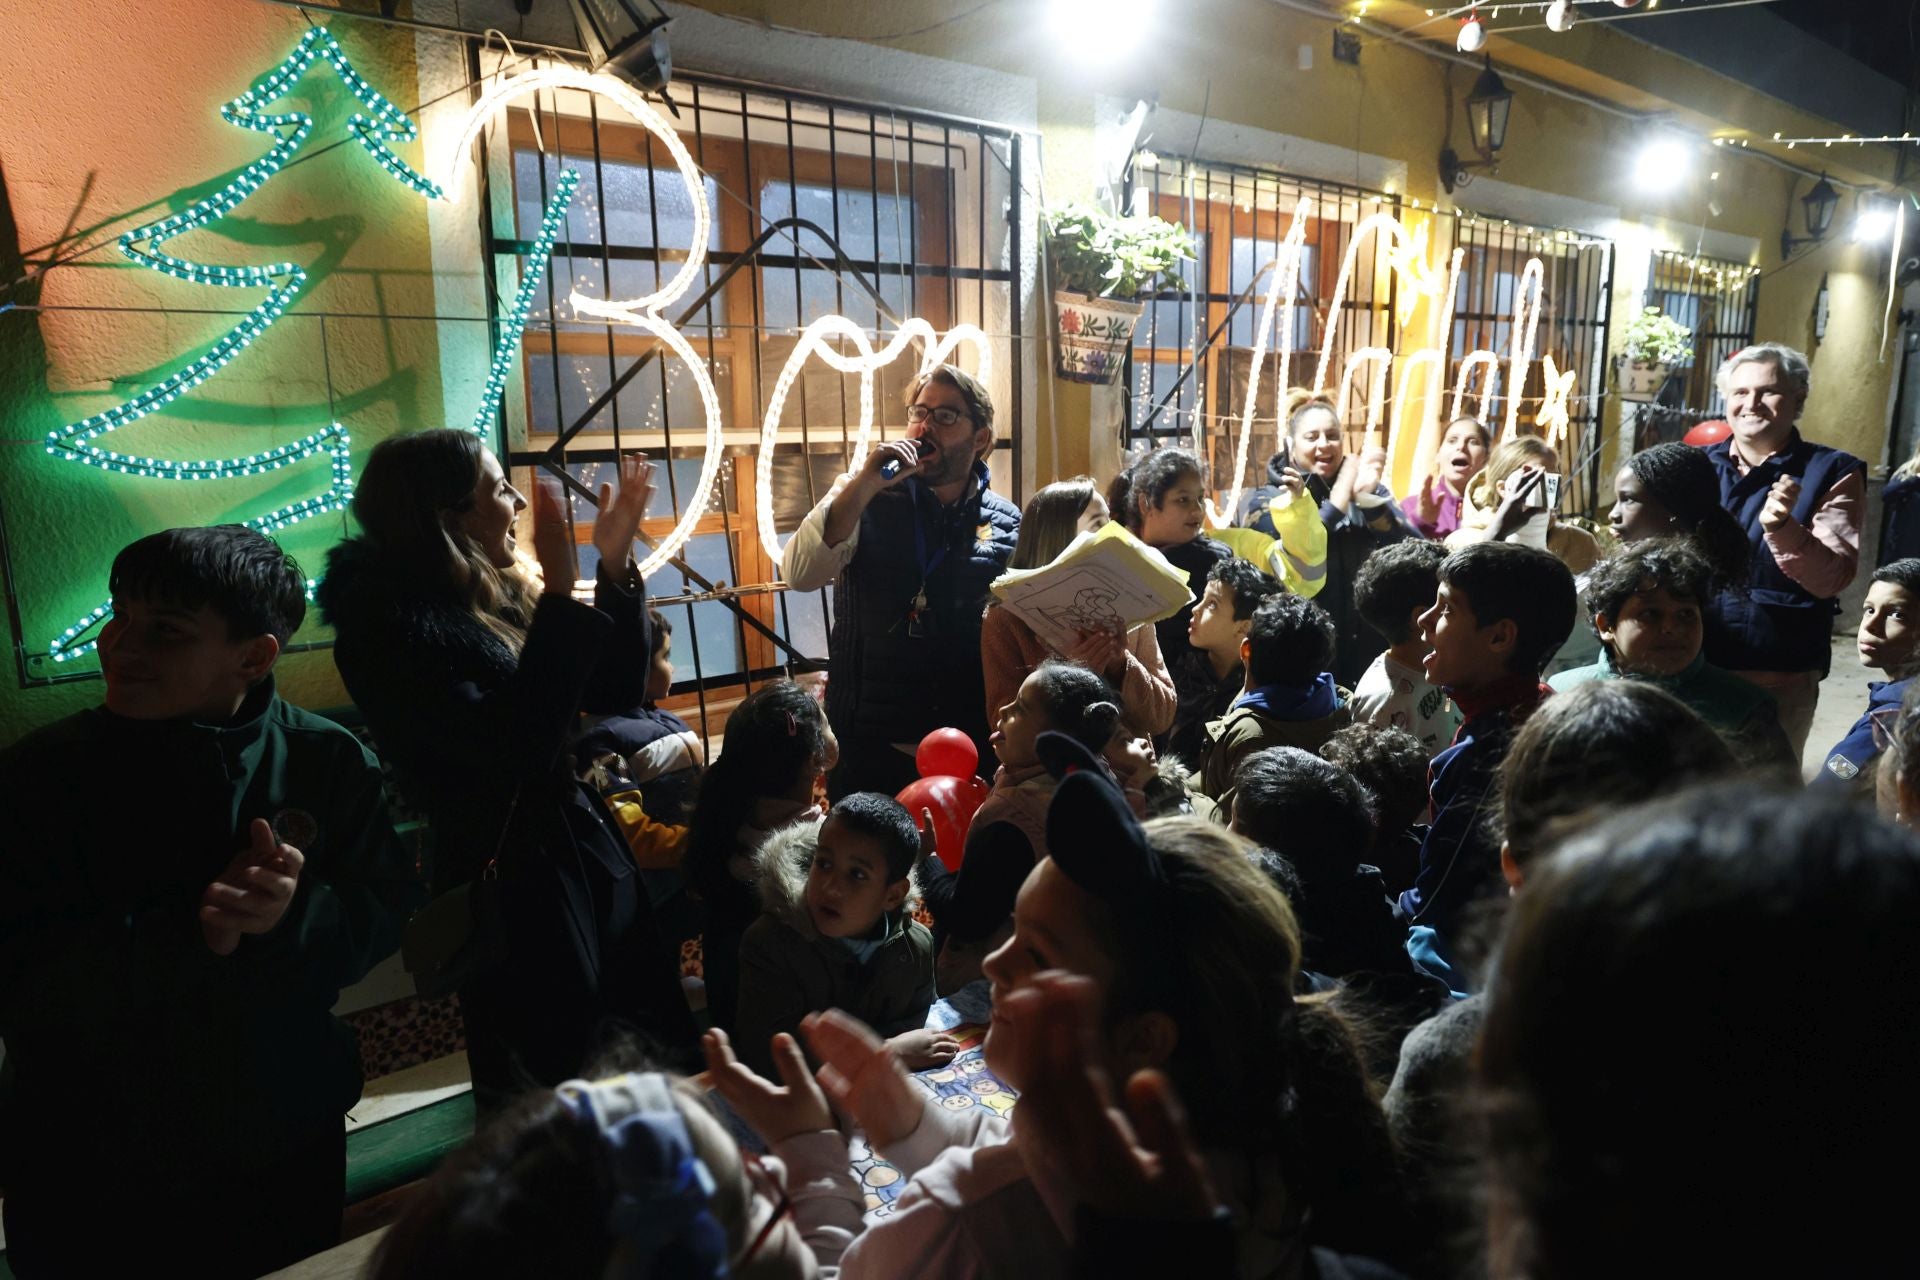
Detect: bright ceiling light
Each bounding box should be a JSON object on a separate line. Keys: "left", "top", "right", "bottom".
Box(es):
{"left": 1046, "top": 0, "right": 1154, "bottom": 62}
{"left": 1633, "top": 137, "right": 1691, "bottom": 193}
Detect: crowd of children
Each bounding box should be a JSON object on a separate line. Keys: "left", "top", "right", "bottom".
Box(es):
{"left": 7, "top": 340, "right": 1918, "bottom": 1279}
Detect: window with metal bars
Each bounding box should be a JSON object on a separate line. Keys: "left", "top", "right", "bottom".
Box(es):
{"left": 1441, "top": 212, "right": 1615, "bottom": 518}
{"left": 479, "top": 62, "right": 1024, "bottom": 743}
{"left": 1645, "top": 249, "right": 1760, "bottom": 415}
{"left": 1122, "top": 158, "right": 1616, "bottom": 521}
{"left": 1124, "top": 157, "right": 1403, "bottom": 498}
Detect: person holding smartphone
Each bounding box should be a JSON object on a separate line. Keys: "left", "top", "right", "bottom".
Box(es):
{"left": 784, "top": 365, "right": 1021, "bottom": 798}
{"left": 1445, "top": 437, "right": 1597, "bottom": 569}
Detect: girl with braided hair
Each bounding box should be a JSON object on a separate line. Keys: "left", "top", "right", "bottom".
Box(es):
{"left": 1608, "top": 442, "right": 1751, "bottom": 584}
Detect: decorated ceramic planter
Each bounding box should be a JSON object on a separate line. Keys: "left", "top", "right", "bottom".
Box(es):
{"left": 1053, "top": 290, "right": 1145, "bottom": 385}
{"left": 1616, "top": 358, "right": 1673, "bottom": 403}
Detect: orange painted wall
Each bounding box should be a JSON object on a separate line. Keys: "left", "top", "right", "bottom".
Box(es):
{"left": 0, "top": 2, "right": 449, "bottom": 742}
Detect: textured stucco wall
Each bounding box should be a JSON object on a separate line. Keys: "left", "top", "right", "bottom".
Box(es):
{"left": 0, "top": 1, "right": 456, "bottom": 744}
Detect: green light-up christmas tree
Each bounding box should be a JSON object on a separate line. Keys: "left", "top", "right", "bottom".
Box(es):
{"left": 43, "top": 26, "right": 439, "bottom": 663}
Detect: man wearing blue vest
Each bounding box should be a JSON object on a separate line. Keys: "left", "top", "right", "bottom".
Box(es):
{"left": 785, "top": 366, "right": 1020, "bottom": 798}
{"left": 1701, "top": 342, "right": 1866, "bottom": 760}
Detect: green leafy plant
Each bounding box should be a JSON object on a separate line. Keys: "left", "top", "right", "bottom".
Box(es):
{"left": 1044, "top": 201, "right": 1194, "bottom": 299}
{"left": 1619, "top": 306, "right": 1694, "bottom": 365}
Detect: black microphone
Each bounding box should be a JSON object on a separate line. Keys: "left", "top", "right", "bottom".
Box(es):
{"left": 880, "top": 436, "right": 935, "bottom": 480}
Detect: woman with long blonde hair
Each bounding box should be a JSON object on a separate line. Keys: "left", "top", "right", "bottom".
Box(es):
{"left": 1448, "top": 434, "right": 1604, "bottom": 674}
{"left": 319, "top": 430, "right": 697, "bottom": 1106}
{"left": 1242, "top": 390, "right": 1420, "bottom": 685}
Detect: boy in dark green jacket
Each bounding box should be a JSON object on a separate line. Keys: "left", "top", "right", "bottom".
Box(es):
{"left": 0, "top": 527, "right": 424, "bottom": 1279}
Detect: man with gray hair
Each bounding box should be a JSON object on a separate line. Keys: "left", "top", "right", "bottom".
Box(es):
{"left": 1700, "top": 342, "right": 1865, "bottom": 758}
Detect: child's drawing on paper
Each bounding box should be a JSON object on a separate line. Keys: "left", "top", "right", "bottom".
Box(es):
{"left": 1036, "top": 579, "right": 1126, "bottom": 637}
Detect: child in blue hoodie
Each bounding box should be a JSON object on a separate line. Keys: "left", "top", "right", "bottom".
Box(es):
{"left": 1194, "top": 593, "right": 1350, "bottom": 815}
{"left": 1815, "top": 557, "right": 1920, "bottom": 799}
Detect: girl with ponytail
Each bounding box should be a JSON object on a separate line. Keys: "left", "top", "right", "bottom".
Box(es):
{"left": 1109, "top": 446, "right": 1234, "bottom": 674}
{"left": 919, "top": 660, "right": 1126, "bottom": 991}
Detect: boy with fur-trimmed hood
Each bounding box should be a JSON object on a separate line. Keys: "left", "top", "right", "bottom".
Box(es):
{"left": 732, "top": 792, "right": 950, "bottom": 1077}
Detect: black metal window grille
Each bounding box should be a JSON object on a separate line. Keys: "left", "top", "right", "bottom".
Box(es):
{"left": 1440, "top": 211, "right": 1615, "bottom": 519}
{"left": 478, "top": 60, "right": 1024, "bottom": 742}
{"left": 1645, "top": 249, "right": 1760, "bottom": 413}
{"left": 1123, "top": 156, "right": 1403, "bottom": 497}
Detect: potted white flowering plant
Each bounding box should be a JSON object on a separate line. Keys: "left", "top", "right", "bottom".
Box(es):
{"left": 1045, "top": 201, "right": 1193, "bottom": 385}
{"left": 1616, "top": 307, "right": 1693, "bottom": 403}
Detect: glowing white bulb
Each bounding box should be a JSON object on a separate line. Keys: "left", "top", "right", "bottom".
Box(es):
{"left": 1633, "top": 138, "right": 1692, "bottom": 192}
{"left": 1546, "top": 0, "right": 1576, "bottom": 31}
{"left": 1457, "top": 14, "right": 1486, "bottom": 52}
{"left": 1045, "top": 0, "right": 1155, "bottom": 63}
{"left": 1854, "top": 204, "right": 1898, "bottom": 243}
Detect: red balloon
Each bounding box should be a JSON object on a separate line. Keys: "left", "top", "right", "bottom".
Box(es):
{"left": 915, "top": 727, "right": 979, "bottom": 781}
{"left": 896, "top": 774, "right": 991, "bottom": 872}
{"left": 1684, "top": 419, "right": 1732, "bottom": 448}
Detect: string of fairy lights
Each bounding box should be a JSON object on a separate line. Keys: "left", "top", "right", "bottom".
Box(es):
{"left": 1719, "top": 133, "right": 1920, "bottom": 152}
{"left": 474, "top": 170, "right": 581, "bottom": 438}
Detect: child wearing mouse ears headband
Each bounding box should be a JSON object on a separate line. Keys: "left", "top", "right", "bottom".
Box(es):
{"left": 708, "top": 732, "right": 1415, "bottom": 1277}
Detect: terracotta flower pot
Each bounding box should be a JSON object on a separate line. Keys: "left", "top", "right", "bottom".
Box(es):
{"left": 1053, "top": 290, "right": 1144, "bottom": 385}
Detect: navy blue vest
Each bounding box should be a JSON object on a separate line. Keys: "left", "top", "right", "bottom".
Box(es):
{"left": 1702, "top": 430, "right": 1863, "bottom": 675}
{"left": 824, "top": 462, "right": 1020, "bottom": 768}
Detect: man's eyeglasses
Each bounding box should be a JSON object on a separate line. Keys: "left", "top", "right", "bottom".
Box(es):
{"left": 735, "top": 1149, "right": 794, "bottom": 1267}
{"left": 907, "top": 404, "right": 974, "bottom": 428}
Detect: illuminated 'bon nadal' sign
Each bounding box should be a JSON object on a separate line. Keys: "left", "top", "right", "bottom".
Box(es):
{"left": 1211, "top": 204, "right": 1574, "bottom": 528}
{"left": 45, "top": 42, "right": 1571, "bottom": 661}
